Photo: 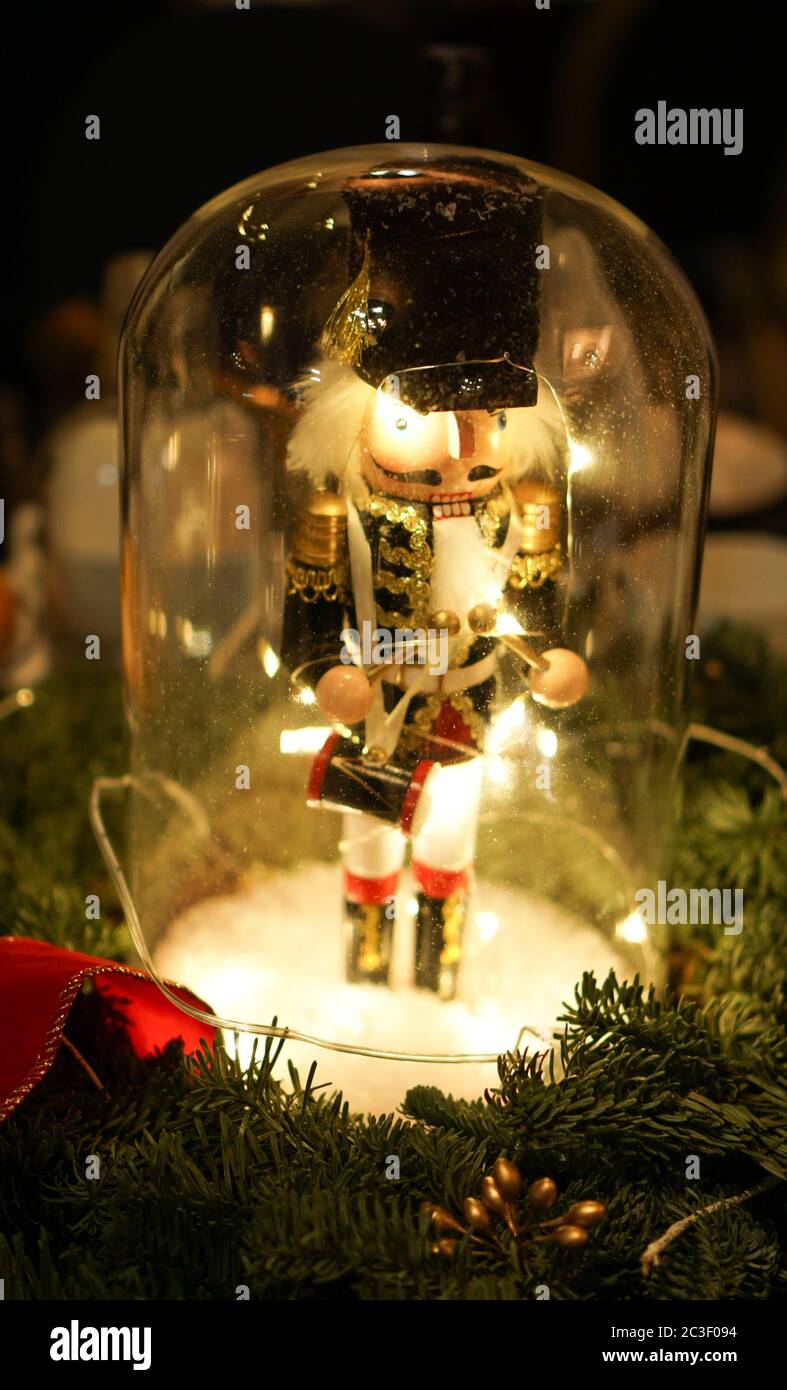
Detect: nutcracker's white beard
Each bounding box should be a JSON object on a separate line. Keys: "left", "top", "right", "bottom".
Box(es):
{"left": 429, "top": 514, "right": 504, "bottom": 624}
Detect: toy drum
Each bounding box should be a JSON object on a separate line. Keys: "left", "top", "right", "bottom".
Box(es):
{"left": 307, "top": 733, "right": 440, "bottom": 837}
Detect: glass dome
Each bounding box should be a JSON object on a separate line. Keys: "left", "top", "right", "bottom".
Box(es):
{"left": 113, "top": 144, "right": 716, "bottom": 1104}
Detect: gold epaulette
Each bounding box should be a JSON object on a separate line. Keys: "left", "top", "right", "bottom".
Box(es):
{"left": 507, "top": 477, "right": 564, "bottom": 590}
{"left": 510, "top": 477, "right": 562, "bottom": 553}
{"left": 507, "top": 544, "right": 562, "bottom": 590}
{"left": 287, "top": 490, "right": 348, "bottom": 602}
{"left": 286, "top": 561, "right": 347, "bottom": 602}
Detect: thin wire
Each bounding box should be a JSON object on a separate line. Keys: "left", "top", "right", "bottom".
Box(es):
{"left": 89, "top": 722, "right": 786, "bottom": 1068}
{"left": 687, "top": 723, "right": 787, "bottom": 798}
{"left": 61, "top": 1033, "right": 104, "bottom": 1091}
{"left": 89, "top": 773, "right": 534, "bottom": 1063}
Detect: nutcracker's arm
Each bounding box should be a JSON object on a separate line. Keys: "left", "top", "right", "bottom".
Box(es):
{"left": 504, "top": 477, "right": 565, "bottom": 644}
{"left": 281, "top": 489, "right": 350, "bottom": 685}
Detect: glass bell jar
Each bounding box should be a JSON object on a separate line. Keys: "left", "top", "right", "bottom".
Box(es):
{"left": 111, "top": 144, "right": 716, "bottom": 1109}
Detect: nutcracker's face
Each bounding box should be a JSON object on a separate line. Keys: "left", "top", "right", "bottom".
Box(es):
{"left": 360, "top": 389, "right": 524, "bottom": 505}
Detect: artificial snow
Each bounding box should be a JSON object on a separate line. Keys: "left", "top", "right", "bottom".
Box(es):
{"left": 154, "top": 861, "right": 634, "bottom": 1113}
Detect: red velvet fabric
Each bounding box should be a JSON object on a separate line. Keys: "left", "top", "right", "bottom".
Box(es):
{"left": 0, "top": 936, "right": 217, "bottom": 1123}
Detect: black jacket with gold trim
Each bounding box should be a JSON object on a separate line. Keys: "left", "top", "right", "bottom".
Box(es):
{"left": 282, "top": 478, "right": 564, "bottom": 757}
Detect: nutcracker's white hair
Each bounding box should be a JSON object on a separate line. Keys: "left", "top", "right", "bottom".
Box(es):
{"left": 286, "top": 359, "right": 567, "bottom": 484}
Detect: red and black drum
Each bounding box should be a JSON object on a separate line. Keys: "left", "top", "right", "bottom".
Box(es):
{"left": 307, "top": 733, "right": 439, "bottom": 837}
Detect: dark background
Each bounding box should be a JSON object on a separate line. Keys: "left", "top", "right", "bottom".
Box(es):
{"left": 1, "top": 0, "right": 784, "bottom": 503}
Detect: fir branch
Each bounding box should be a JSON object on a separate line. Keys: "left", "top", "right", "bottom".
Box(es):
{"left": 0, "top": 630, "right": 786, "bottom": 1299}
{"left": 640, "top": 1176, "right": 782, "bottom": 1278}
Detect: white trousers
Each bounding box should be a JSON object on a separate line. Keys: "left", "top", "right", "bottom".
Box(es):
{"left": 341, "top": 756, "right": 484, "bottom": 885}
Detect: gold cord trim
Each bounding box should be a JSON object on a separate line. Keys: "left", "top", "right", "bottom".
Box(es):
{"left": 286, "top": 560, "right": 347, "bottom": 603}
{"left": 403, "top": 689, "right": 487, "bottom": 752}
{"left": 358, "top": 492, "right": 432, "bottom": 629}
{"left": 0, "top": 957, "right": 208, "bottom": 1124}
{"left": 477, "top": 491, "right": 510, "bottom": 548}
{"left": 507, "top": 543, "right": 562, "bottom": 590}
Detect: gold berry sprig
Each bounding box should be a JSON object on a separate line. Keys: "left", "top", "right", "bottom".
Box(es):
{"left": 423, "top": 1158, "right": 605, "bottom": 1260}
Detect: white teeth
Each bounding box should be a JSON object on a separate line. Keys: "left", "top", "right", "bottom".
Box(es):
{"left": 432, "top": 498, "right": 472, "bottom": 518}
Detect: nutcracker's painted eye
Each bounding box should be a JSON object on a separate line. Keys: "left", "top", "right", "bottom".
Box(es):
{"left": 395, "top": 418, "right": 408, "bottom": 431}
{"left": 497, "top": 411, "right": 507, "bottom": 430}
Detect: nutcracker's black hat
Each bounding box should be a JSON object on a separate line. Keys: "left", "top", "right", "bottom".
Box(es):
{"left": 322, "top": 156, "right": 543, "bottom": 413}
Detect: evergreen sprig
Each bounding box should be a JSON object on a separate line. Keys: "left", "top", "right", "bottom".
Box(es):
{"left": 0, "top": 624, "right": 785, "bottom": 1299}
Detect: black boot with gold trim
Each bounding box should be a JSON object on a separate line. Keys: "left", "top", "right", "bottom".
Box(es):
{"left": 412, "top": 866, "right": 468, "bottom": 999}
{"left": 344, "top": 894, "right": 395, "bottom": 986}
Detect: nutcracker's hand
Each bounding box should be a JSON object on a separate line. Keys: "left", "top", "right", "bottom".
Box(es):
{"left": 315, "top": 664, "right": 374, "bottom": 724}
{"left": 527, "top": 649, "right": 589, "bottom": 709}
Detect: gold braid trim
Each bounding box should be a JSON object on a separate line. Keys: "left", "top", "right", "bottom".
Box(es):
{"left": 376, "top": 537, "right": 431, "bottom": 624}
{"left": 358, "top": 903, "right": 387, "bottom": 973}
{"left": 358, "top": 491, "right": 432, "bottom": 629}
{"left": 402, "top": 690, "right": 487, "bottom": 753}
{"left": 440, "top": 893, "right": 466, "bottom": 966}
{"left": 507, "top": 543, "right": 562, "bottom": 591}
{"left": 286, "top": 559, "right": 347, "bottom": 603}
{"left": 360, "top": 491, "right": 429, "bottom": 533}
{"left": 477, "top": 490, "right": 510, "bottom": 549}
{"left": 377, "top": 536, "right": 418, "bottom": 569}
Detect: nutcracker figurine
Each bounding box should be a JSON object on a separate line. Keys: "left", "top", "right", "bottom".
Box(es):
{"left": 282, "top": 158, "right": 588, "bottom": 999}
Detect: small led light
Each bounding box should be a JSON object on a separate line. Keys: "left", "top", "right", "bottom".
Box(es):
{"left": 162, "top": 432, "right": 180, "bottom": 472}
{"left": 568, "top": 441, "right": 593, "bottom": 476}
{"left": 280, "top": 726, "right": 331, "bottom": 755}
{"left": 375, "top": 387, "right": 420, "bottom": 431}
{"left": 258, "top": 640, "right": 280, "bottom": 678}
{"left": 494, "top": 611, "right": 524, "bottom": 638}
{"left": 259, "top": 305, "right": 275, "bottom": 343}
{"left": 536, "top": 728, "right": 558, "bottom": 759}
{"left": 617, "top": 911, "right": 648, "bottom": 944}
{"left": 476, "top": 911, "right": 499, "bottom": 943}
{"left": 486, "top": 697, "right": 527, "bottom": 755}
{"left": 486, "top": 755, "right": 509, "bottom": 787}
